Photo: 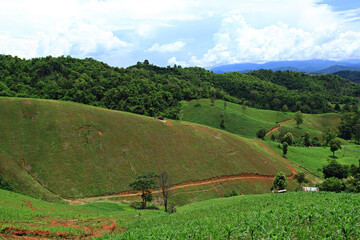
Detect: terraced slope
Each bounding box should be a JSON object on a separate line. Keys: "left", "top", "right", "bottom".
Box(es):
{"left": 0, "top": 97, "right": 291, "bottom": 200}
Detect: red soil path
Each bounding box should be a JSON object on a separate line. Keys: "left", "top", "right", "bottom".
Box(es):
{"left": 23, "top": 200, "right": 35, "bottom": 211}
{"left": 253, "top": 139, "right": 296, "bottom": 178}
{"left": 266, "top": 118, "right": 295, "bottom": 136}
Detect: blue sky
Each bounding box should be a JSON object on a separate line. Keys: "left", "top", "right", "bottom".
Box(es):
{"left": 1, "top": 0, "right": 360, "bottom": 67}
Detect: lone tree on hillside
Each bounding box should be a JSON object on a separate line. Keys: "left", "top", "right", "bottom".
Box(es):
{"left": 129, "top": 171, "right": 158, "bottom": 209}
{"left": 295, "top": 111, "right": 303, "bottom": 128}
{"left": 272, "top": 172, "right": 288, "bottom": 190}
{"left": 158, "top": 171, "right": 171, "bottom": 212}
{"left": 329, "top": 139, "right": 342, "bottom": 158}
{"left": 282, "top": 132, "right": 294, "bottom": 146}
{"left": 256, "top": 129, "right": 267, "bottom": 140}
{"left": 282, "top": 142, "right": 288, "bottom": 156}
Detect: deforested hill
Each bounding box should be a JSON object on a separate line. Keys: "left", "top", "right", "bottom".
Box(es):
{"left": 0, "top": 97, "right": 291, "bottom": 201}
{"left": 0, "top": 55, "right": 359, "bottom": 119}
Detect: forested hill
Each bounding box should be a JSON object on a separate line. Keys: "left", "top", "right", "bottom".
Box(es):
{"left": 333, "top": 70, "right": 360, "bottom": 84}
{"left": 0, "top": 55, "right": 359, "bottom": 119}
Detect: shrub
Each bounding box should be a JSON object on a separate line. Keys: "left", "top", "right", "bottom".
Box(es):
{"left": 320, "top": 177, "right": 345, "bottom": 192}
{"left": 322, "top": 160, "right": 349, "bottom": 179}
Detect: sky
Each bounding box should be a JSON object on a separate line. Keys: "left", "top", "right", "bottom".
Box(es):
{"left": 1, "top": 0, "right": 360, "bottom": 68}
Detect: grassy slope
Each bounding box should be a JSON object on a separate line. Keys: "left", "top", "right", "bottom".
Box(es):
{"left": 1, "top": 189, "right": 359, "bottom": 239}
{"left": 182, "top": 99, "right": 292, "bottom": 138}
{"left": 0, "top": 189, "right": 160, "bottom": 238}
{"left": 266, "top": 142, "right": 360, "bottom": 177}
{"left": 181, "top": 99, "right": 341, "bottom": 139}
{"left": 0, "top": 97, "right": 290, "bottom": 200}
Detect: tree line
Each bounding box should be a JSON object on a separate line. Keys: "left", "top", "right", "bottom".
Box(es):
{"left": 0, "top": 55, "right": 359, "bottom": 119}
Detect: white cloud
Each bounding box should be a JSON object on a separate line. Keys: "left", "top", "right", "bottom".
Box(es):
{"left": 168, "top": 57, "right": 188, "bottom": 67}
{"left": 190, "top": 6, "right": 360, "bottom": 66}
{"left": 0, "top": 0, "right": 359, "bottom": 66}
{"left": 148, "top": 41, "right": 186, "bottom": 53}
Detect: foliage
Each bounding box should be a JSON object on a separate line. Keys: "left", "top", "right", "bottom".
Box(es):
{"left": 0, "top": 55, "right": 359, "bottom": 120}
{"left": 329, "top": 139, "right": 342, "bottom": 157}
{"left": 333, "top": 70, "right": 360, "bottom": 84}
{"left": 272, "top": 172, "right": 287, "bottom": 190}
{"left": 295, "top": 111, "right": 303, "bottom": 127}
{"left": 0, "top": 174, "right": 13, "bottom": 191}
{"left": 322, "top": 160, "right": 349, "bottom": 179}
{"left": 256, "top": 129, "right": 267, "bottom": 140}
{"left": 282, "top": 132, "right": 294, "bottom": 145}
{"left": 320, "top": 177, "right": 345, "bottom": 192}
{"left": 293, "top": 173, "right": 308, "bottom": 187}
{"left": 129, "top": 171, "right": 158, "bottom": 209}
{"left": 338, "top": 112, "right": 360, "bottom": 142}
{"left": 282, "top": 142, "right": 288, "bottom": 156}
{"left": 304, "top": 131, "right": 311, "bottom": 147}
{"left": 322, "top": 128, "right": 339, "bottom": 145}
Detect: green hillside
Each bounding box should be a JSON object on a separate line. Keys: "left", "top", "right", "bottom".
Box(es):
{"left": 0, "top": 97, "right": 291, "bottom": 201}
{"left": 181, "top": 99, "right": 341, "bottom": 139}
{"left": 1, "top": 189, "right": 359, "bottom": 239}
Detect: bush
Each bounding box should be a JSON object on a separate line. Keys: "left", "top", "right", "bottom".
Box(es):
{"left": 0, "top": 174, "right": 13, "bottom": 191}
{"left": 282, "top": 132, "right": 294, "bottom": 145}
{"left": 272, "top": 172, "right": 287, "bottom": 190}
{"left": 320, "top": 177, "right": 345, "bottom": 192}
{"left": 322, "top": 160, "right": 349, "bottom": 179}
{"left": 224, "top": 190, "right": 238, "bottom": 197}
{"left": 256, "top": 129, "right": 267, "bottom": 140}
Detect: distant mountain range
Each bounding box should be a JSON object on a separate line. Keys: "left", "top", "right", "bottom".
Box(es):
{"left": 209, "top": 60, "right": 360, "bottom": 74}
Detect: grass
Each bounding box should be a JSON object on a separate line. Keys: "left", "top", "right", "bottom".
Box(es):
{"left": 0, "top": 189, "right": 160, "bottom": 238}
{"left": 181, "top": 99, "right": 341, "bottom": 139}
{"left": 2, "top": 189, "right": 359, "bottom": 239}
{"left": 0, "top": 97, "right": 290, "bottom": 201}
{"left": 265, "top": 142, "right": 360, "bottom": 177}
{"left": 102, "top": 191, "right": 360, "bottom": 239}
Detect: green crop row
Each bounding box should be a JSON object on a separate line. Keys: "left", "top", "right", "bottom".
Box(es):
{"left": 102, "top": 192, "right": 360, "bottom": 240}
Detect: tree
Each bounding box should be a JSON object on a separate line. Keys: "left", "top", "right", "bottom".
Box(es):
{"left": 273, "top": 172, "right": 287, "bottom": 190}
{"left": 329, "top": 139, "right": 341, "bottom": 158}
{"left": 271, "top": 134, "right": 276, "bottom": 142}
{"left": 256, "top": 129, "right": 267, "bottom": 140}
{"left": 320, "top": 177, "right": 344, "bottom": 192}
{"left": 304, "top": 131, "right": 311, "bottom": 147}
{"left": 294, "top": 111, "right": 303, "bottom": 128}
{"left": 224, "top": 101, "right": 227, "bottom": 109}
{"left": 129, "top": 171, "right": 158, "bottom": 209}
{"left": 0, "top": 174, "right": 13, "bottom": 191}
{"left": 294, "top": 173, "right": 308, "bottom": 188}
{"left": 210, "top": 97, "right": 215, "bottom": 106}
{"left": 282, "top": 132, "right": 294, "bottom": 146}
{"left": 282, "top": 142, "right": 288, "bottom": 156}
{"left": 354, "top": 123, "right": 360, "bottom": 144}
{"left": 322, "top": 159, "right": 349, "bottom": 179}
{"left": 242, "top": 103, "right": 247, "bottom": 115}
{"left": 334, "top": 103, "right": 341, "bottom": 111}
{"left": 158, "top": 171, "right": 171, "bottom": 212}
{"left": 322, "top": 128, "right": 339, "bottom": 146}
{"left": 282, "top": 104, "right": 288, "bottom": 113}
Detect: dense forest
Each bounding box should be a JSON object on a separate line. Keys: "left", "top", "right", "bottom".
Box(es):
{"left": 333, "top": 70, "right": 360, "bottom": 84}
{"left": 0, "top": 55, "right": 359, "bottom": 119}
